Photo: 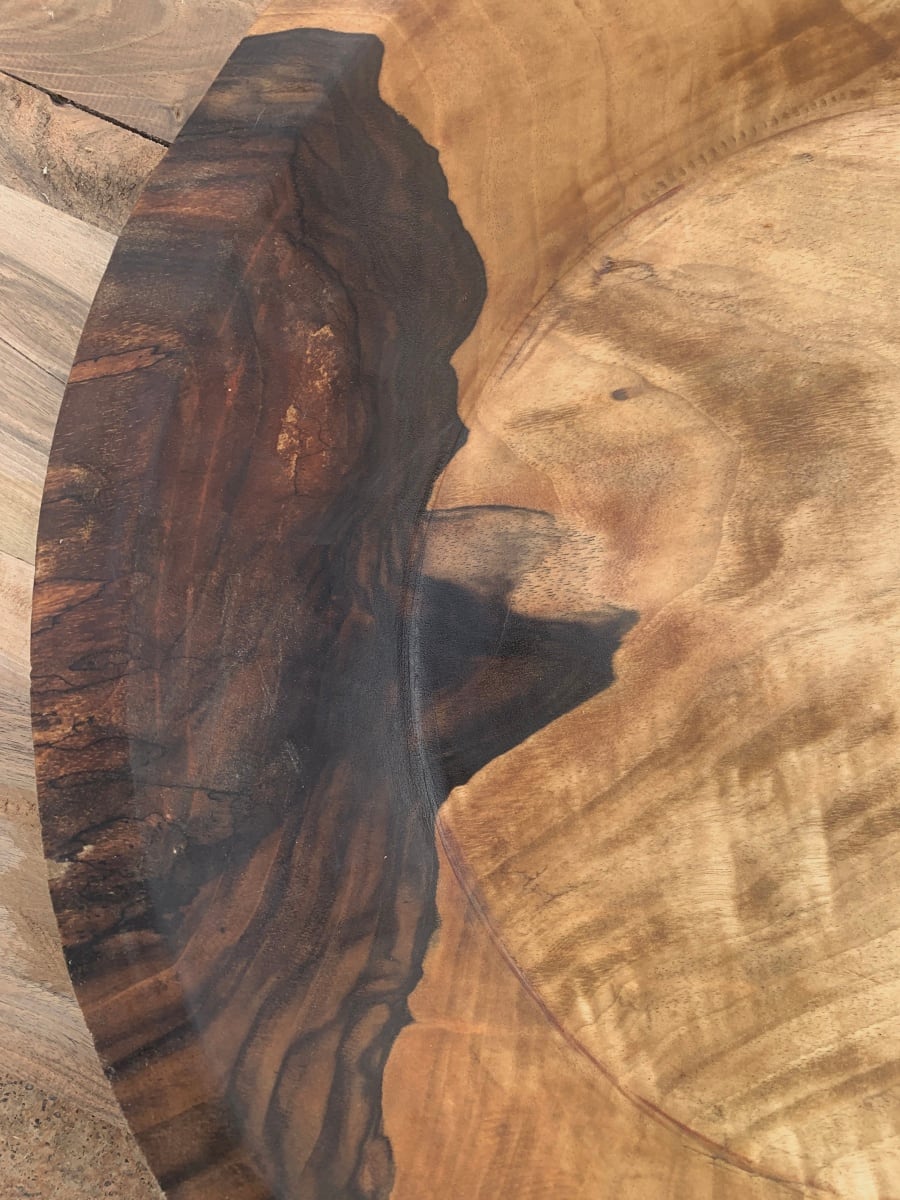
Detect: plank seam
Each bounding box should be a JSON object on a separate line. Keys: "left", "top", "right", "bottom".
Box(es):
{"left": 0, "top": 69, "right": 170, "bottom": 147}
{"left": 0, "top": 329, "right": 66, "bottom": 387}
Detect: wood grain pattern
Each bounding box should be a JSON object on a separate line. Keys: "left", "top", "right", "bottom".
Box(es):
{"left": 386, "top": 840, "right": 808, "bottom": 1200}
{"left": 0, "top": 0, "right": 269, "bottom": 141}
{"left": 0, "top": 184, "right": 112, "bottom": 563}
{"left": 0, "top": 72, "right": 164, "bottom": 232}
{"left": 0, "top": 551, "right": 33, "bottom": 805}
{"left": 251, "top": 0, "right": 900, "bottom": 415}
{"left": 27, "top": 1, "right": 900, "bottom": 1198}
{"left": 432, "top": 106, "right": 900, "bottom": 1197}
{"left": 0, "top": 189, "right": 158, "bottom": 1195}
{"left": 34, "top": 28, "right": 489, "bottom": 1199}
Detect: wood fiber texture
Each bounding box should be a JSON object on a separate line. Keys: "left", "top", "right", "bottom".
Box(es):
{"left": 0, "top": 73, "right": 165, "bottom": 233}
{"left": 0, "top": 0, "right": 270, "bottom": 141}
{"left": 430, "top": 107, "right": 900, "bottom": 1199}
{"left": 35, "top": 27, "right": 485, "bottom": 1199}
{"left": 25, "top": 0, "right": 900, "bottom": 1198}
{"left": 0, "top": 183, "right": 113, "bottom": 564}
{"left": 0, "top": 187, "right": 158, "bottom": 1197}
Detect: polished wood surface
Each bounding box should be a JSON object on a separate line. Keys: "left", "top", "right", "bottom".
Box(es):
{"left": 251, "top": 0, "right": 899, "bottom": 430}
{"left": 25, "top": 0, "right": 900, "bottom": 1197}
{"left": 35, "top": 29, "right": 488, "bottom": 1197}
{"left": 430, "top": 107, "right": 900, "bottom": 1198}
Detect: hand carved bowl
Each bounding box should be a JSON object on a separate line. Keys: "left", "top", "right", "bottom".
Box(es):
{"left": 31, "top": 1, "right": 900, "bottom": 1197}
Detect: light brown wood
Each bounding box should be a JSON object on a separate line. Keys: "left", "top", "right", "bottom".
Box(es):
{"left": 251, "top": 0, "right": 899, "bottom": 419}
{"left": 0, "top": 550, "right": 37, "bottom": 821}
{"left": 386, "top": 841, "right": 807, "bottom": 1200}
{"left": 0, "top": 184, "right": 113, "bottom": 562}
{"left": 425, "top": 106, "right": 900, "bottom": 1197}
{"left": 3, "top": 0, "right": 899, "bottom": 1196}
{"left": 0, "top": 185, "right": 159, "bottom": 1197}
{"left": 0, "top": 0, "right": 270, "bottom": 141}
{"left": 0, "top": 73, "right": 164, "bottom": 232}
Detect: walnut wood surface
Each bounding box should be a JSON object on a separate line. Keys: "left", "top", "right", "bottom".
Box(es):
{"left": 252, "top": 0, "right": 899, "bottom": 414}
{"left": 35, "top": 29, "right": 488, "bottom": 1199}
{"left": 430, "top": 107, "right": 900, "bottom": 1197}
{"left": 28, "top": 1, "right": 900, "bottom": 1198}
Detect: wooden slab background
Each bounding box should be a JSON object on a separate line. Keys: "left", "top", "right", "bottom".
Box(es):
{"left": 1, "top": 1, "right": 898, "bottom": 1196}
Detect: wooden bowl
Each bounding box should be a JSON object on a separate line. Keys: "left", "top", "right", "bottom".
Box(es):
{"left": 31, "top": 1, "right": 900, "bottom": 1197}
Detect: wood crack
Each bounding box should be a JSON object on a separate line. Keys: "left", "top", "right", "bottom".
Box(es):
{"left": 0, "top": 68, "right": 170, "bottom": 147}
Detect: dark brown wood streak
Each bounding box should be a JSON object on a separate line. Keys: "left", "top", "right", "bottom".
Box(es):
{"left": 415, "top": 506, "right": 637, "bottom": 792}
{"left": 30, "top": 25, "right": 637, "bottom": 1200}
{"left": 32, "top": 27, "right": 483, "bottom": 1198}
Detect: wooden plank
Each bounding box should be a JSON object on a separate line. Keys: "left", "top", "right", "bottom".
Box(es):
{"left": 0, "top": 73, "right": 164, "bottom": 233}
{"left": 0, "top": 1, "right": 269, "bottom": 142}
{"left": 0, "top": 184, "right": 113, "bottom": 563}
{"left": 0, "top": 189, "right": 157, "bottom": 1197}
